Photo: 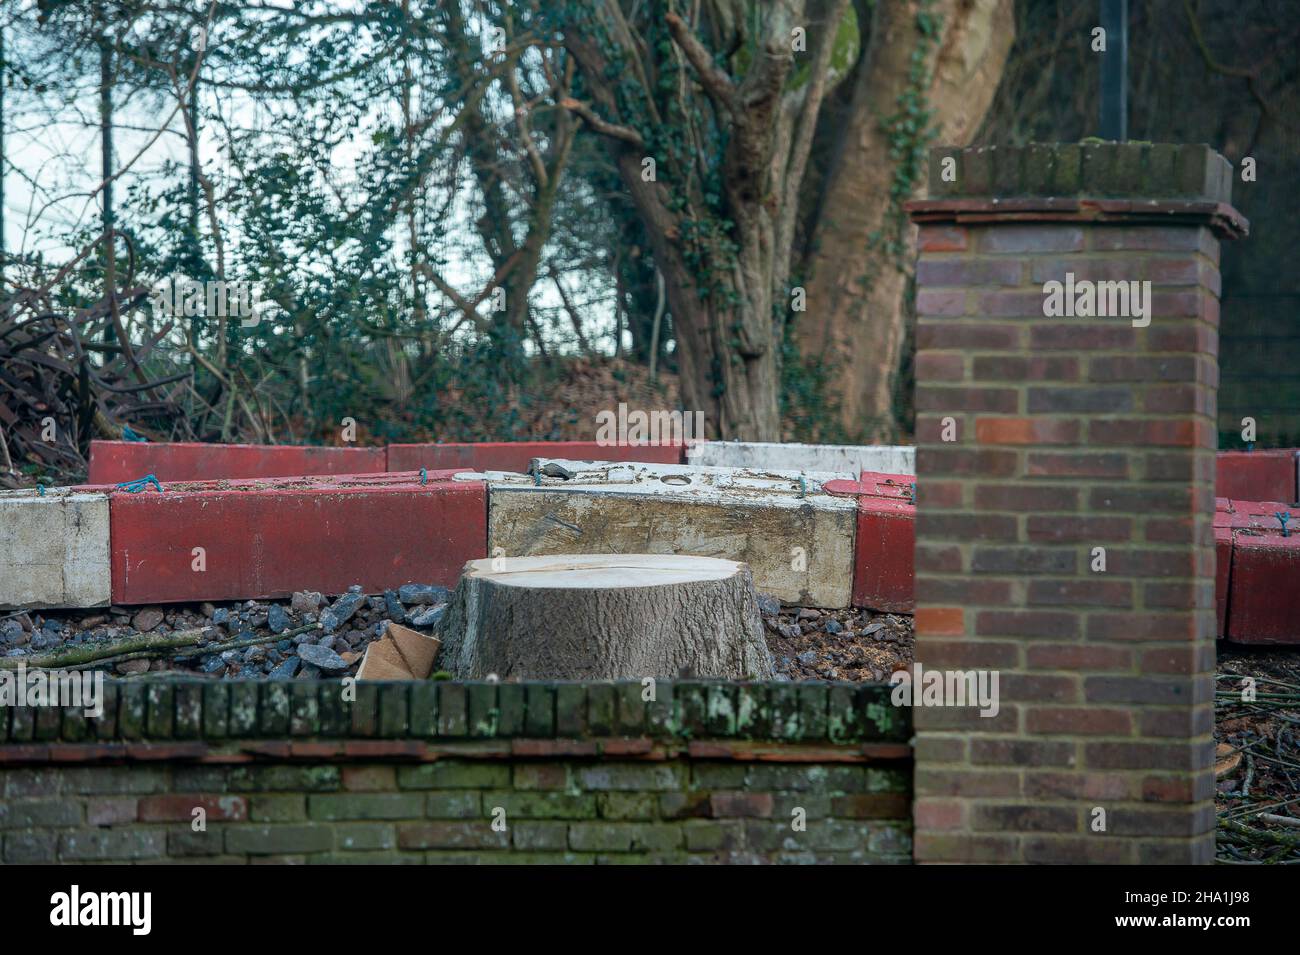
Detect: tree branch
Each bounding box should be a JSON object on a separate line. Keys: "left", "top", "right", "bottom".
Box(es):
{"left": 778, "top": 0, "right": 851, "bottom": 266}
{"left": 600, "top": 0, "right": 663, "bottom": 126}
{"left": 550, "top": 266, "right": 591, "bottom": 355}
{"left": 558, "top": 97, "right": 645, "bottom": 147}
{"left": 665, "top": 11, "right": 737, "bottom": 112}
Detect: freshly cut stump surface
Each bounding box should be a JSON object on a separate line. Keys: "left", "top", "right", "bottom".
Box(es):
{"left": 437, "top": 554, "right": 775, "bottom": 680}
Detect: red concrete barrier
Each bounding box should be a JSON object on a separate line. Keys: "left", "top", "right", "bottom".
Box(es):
{"left": 1226, "top": 497, "right": 1296, "bottom": 534}
{"left": 1216, "top": 450, "right": 1297, "bottom": 504}
{"left": 1227, "top": 535, "right": 1300, "bottom": 645}
{"left": 88, "top": 440, "right": 386, "bottom": 485}
{"left": 1224, "top": 498, "right": 1300, "bottom": 645}
{"left": 387, "top": 441, "right": 684, "bottom": 473}
{"left": 103, "top": 471, "right": 485, "bottom": 604}
{"left": 824, "top": 473, "right": 915, "bottom": 613}
{"left": 1214, "top": 499, "right": 1233, "bottom": 638}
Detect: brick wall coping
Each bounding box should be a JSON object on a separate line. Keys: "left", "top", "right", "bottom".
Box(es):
{"left": 905, "top": 196, "right": 1248, "bottom": 239}
{"left": 0, "top": 679, "right": 910, "bottom": 749}
{"left": 916, "top": 142, "right": 1248, "bottom": 238}
{"left": 927, "top": 142, "right": 1232, "bottom": 201}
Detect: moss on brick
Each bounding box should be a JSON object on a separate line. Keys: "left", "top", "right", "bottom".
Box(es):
{"left": 485, "top": 790, "right": 597, "bottom": 820}
{"left": 706, "top": 684, "right": 737, "bottom": 736}
{"left": 586, "top": 682, "right": 616, "bottom": 735}
{"left": 250, "top": 794, "right": 307, "bottom": 822}
{"left": 555, "top": 684, "right": 586, "bottom": 736}
{"left": 307, "top": 793, "right": 424, "bottom": 821}
{"left": 597, "top": 791, "right": 658, "bottom": 820}
{"left": 614, "top": 681, "right": 646, "bottom": 735}
{"left": 229, "top": 765, "right": 340, "bottom": 793}
{"left": 378, "top": 684, "right": 409, "bottom": 738}
{"left": 567, "top": 821, "right": 683, "bottom": 853}
{"left": 229, "top": 682, "right": 258, "bottom": 735}
{"left": 426, "top": 791, "right": 481, "bottom": 818}
{"left": 928, "top": 142, "right": 1234, "bottom": 203}
{"left": 334, "top": 823, "right": 398, "bottom": 851}
{"left": 466, "top": 682, "right": 498, "bottom": 738}
{"left": 495, "top": 683, "right": 526, "bottom": 736}
{"left": 398, "top": 761, "right": 509, "bottom": 790}
{"left": 524, "top": 684, "right": 555, "bottom": 736}
{"left": 408, "top": 682, "right": 438, "bottom": 737}
{"left": 290, "top": 683, "right": 320, "bottom": 736}
{"left": 511, "top": 820, "right": 568, "bottom": 851}
{"left": 350, "top": 683, "right": 378, "bottom": 737}
{"left": 175, "top": 683, "right": 203, "bottom": 739}
{"left": 225, "top": 824, "right": 332, "bottom": 855}
{"left": 260, "top": 682, "right": 290, "bottom": 736}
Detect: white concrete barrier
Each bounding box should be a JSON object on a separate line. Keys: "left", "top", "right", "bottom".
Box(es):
{"left": 689, "top": 441, "right": 915, "bottom": 477}
{"left": 464, "top": 460, "right": 857, "bottom": 608}
{"left": 0, "top": 488, "right": 111, "bottom": 610}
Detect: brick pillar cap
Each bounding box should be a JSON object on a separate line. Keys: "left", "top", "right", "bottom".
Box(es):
{"left": 908, "top": 142, "right": 1248, "bottom": 239}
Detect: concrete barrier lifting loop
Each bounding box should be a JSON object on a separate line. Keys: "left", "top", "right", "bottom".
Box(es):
{"left": 36, "top": 482, "right": 46, "bottom": 497}
{"left": 528, "top": 459, "right": 575, "bottom": 484}
{"left": 798, "top": 475, "right": 807, "bottom": 499}
{"left": 121, "top": 425, "right": 149, "bottom": 443}
{"left": 419, "top": 467, "right": 428, "bottom": 486}
{"left": 116, "top": 474, "right": 164, "bottom": 494}
{"left": 1276, "top": 511, "right": 1292, "bottom": 538}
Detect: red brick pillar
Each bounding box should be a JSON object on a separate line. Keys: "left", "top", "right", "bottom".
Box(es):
{"left": 906, "top": 143, "right": 1247, "bottom": 864}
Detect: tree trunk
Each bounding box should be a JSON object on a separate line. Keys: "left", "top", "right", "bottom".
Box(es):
{"left": 560, "top": 1, "right": 855, "bottom": 443}
{"left": 437, "top": 554, "right": 775, "bottom": 680}
{"left": 610, "top": 146, "right": 783, "bottom": 443}
{"left": 798, "top": 0, "right": 1014, "bottom": 441}
{"left": 659, "top": 256, "right": 782, "bottom": 443}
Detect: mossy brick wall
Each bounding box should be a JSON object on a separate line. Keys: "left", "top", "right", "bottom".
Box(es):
{"left": 907, "top": 143, "right": 1245, "bottom": 865}
{"left": 0, "top": 679, "right": 912, "bottom": 864}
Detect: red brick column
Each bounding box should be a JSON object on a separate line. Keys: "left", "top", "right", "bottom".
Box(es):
{"left": 906, "top": 143, "right": 1247, "bottom": 864}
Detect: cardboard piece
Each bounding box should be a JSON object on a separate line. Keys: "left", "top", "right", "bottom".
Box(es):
{"left": 357, "top": 622, "right": 442, "bottom": 680}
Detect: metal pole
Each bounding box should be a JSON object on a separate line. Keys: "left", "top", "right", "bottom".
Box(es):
{"left": 1100, "top": 0, "right": 1128, "bottom": 140}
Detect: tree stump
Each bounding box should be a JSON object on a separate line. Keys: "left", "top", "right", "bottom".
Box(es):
{"left": 437, "top": 554, "right": 775, "bottom": 680}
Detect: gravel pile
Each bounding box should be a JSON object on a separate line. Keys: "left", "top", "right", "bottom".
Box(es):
{"left": 0, "top": 584, "right": 450, "bottom": 679}
{"left": 2, "top": 587, "right": 916, "bottom": 682}
{"left": 760, "top": 596, "right": 914, "bottom": 683}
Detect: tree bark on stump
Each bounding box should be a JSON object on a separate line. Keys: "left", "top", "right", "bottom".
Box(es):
{"left": 437, "top": 554, "right": 775, "bottom": 680}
